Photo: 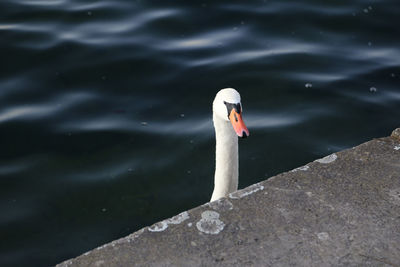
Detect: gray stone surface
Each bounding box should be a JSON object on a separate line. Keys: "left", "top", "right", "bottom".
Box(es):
{"left": 58, "top": 129, "right": 400, "bottom": 267}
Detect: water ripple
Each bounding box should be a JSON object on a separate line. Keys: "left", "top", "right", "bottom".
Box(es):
{"left": 0, "top": 105, "right": 57, "bottom": 123}
{"left": 247, "top": 113, "right": 304, "bottom": 129}
{"left": 0, "top": 91, "right": 97, "bottom": 124}
{"left": 14, "top": 0, "right": 67, "bottom": 7}
{"left": 3, "top": 6, "right": 181, "bottom": 47}
{"left": 157, "top": 28, "right": 244, "bottom": 51}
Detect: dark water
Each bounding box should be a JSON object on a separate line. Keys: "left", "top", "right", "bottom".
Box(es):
{"left": 1, "top": 0, "right": 399, "bottom": 265}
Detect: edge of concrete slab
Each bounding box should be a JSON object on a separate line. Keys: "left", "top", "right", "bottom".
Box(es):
{"left": 58, "top": 128, "right": 400, "bottom": 267}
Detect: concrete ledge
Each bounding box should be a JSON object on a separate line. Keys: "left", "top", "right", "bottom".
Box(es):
{"left": 58, "top": 128, "right": 400, "bottom": 266}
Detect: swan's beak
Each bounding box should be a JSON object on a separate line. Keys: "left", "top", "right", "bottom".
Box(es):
{"left": 229, "top": 109, "right": 249, "bottom": 138}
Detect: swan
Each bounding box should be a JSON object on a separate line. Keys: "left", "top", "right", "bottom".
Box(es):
{"left": 210, "top": 88, "right": 249, "bottom": 202}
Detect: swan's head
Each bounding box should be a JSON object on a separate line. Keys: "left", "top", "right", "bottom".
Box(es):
{"left": 213, "top": 88, "right": 250, "bottom": 138}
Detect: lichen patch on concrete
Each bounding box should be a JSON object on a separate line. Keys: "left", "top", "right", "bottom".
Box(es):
{"left": 291, "top": 165, "right": 310, "bottom": 172}
{"left": 229, "top": 183, "right": 264, "bottom": 199}
{"left": 148, "top": 211, "right": 190, "bottom": 232}
{"left": 148, "top": 221, "right": 168, "bottom": 232}
{"left": 206, "top": 198, "right": 234, "bottom": 211}
{"left": 167, "top": 211, "right": 189, "bottom": 224}
{"left": 196, "top": 210, "right": 225, "bottom": 235}
{"left": 125, "top": 228, "right": 145, "bottom": 242}
{"left": 315, "top": 153, "right": 337, "bottom": 164}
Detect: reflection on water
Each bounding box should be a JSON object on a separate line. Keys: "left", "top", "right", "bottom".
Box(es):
{"left": 0, "top": 0, "right": 399, "bottom": 265}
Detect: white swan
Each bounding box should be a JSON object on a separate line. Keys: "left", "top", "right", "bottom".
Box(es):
{"left": 211, "top": 88, "right": 249, "bottom": 202}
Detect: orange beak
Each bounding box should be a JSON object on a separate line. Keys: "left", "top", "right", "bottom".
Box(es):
{"left": 229, "top": 109, "right": 249, "bottom": 138}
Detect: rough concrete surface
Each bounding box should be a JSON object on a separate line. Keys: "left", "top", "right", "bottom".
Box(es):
{"left": 58, "top": 129, "right": 400, "bottom": 267}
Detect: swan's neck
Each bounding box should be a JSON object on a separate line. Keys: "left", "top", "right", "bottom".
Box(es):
{"left": 211, "top": 114, "right": 238, "bottom": 202}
